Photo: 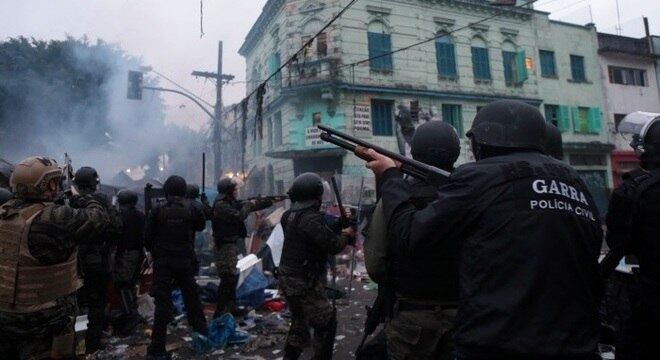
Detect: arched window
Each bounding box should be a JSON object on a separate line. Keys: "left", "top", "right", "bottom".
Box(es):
{"left": 435, "top": 34, "right": 457, "bottom": 77}
{"left": 502, "top": 41, "right": 517, "bottom": 85}
{"left": 367, "top": 21, "right": 393, "bottom": 71}
{"left": 301, "top": 19, "right": 327, "bottom": 59}
{"left": 471, "top": 37, "right": 491, "bottom": 80}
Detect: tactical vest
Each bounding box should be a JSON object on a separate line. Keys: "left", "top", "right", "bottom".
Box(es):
{"left": 153, "top": 200, "right": 195, "bottom": 258}
{"left": 279, "top": 208, "right": 327, "bottom": 279}
{"left": 212, "top": 198, "right": 247, "bottom": 244}
{"left": 389, "top": 178, "right": 459, "bottom": 302}
{"left": 0, "top": 203, "right": 81, "bottom": 313}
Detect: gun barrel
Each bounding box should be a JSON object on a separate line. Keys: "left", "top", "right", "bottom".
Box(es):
{"left": 317, "top": 125, "right": 450, "bottom": 179}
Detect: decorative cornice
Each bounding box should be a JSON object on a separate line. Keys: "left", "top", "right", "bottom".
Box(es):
{"left": 300, "top": 0, "right": 326, "bottom": 15}
{"left": 239, "top": 0, "right": 286, "bottom": 56}
{"left": 433, "top": 17, "right": 456, "bottom": 27}
{"left": 366, "top": 5, "right": 392, "bottom": 15}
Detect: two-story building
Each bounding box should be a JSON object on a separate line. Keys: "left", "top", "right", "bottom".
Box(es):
{"left": 237, "top": 0, "right": 610, "bottom": 205}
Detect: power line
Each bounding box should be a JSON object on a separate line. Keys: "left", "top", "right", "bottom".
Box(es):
{"left": 151, "top": 69, "right": 215, "bottom": 109}
{"left": 232, "top": 0, "right": 360, "bottom": 112}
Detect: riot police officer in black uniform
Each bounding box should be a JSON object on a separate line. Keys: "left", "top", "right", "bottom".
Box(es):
{"left": 211, "top": 178, "right": 273, "bottom": 316}
{"left": 113, "top": 189, "right": 145, "bottom": 336}
{"left": 0, "top": 187, "right": 12, "bottom": 206}
{"left": 605, "top": 117, "right": 660, "bottom": 359}
{"left": 186, "top": 184, "right": 211, "bottom": 274}
{"left": 375, "top": 121, "right": 461, "bottom": 360}
{"left": 73, "top": 166, "right": 122, "bottom": 353}
{"left": 367, "top": 100, "right": 603, "bottom": 359}
{"left": 279, "top": 173, "right": 356, "bottom": 360}
{"left": 145, "top": 176, "right": 208, "bottom": 359}
{"left": 545, "top": 123, "right": 564, "bottom": 161}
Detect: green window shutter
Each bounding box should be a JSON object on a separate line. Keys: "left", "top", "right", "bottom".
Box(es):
{"left": 557, "top": 105, "right": 570, "bottom": 132}
{"left": 570, "top": 107, "right": 580, "bottom": 133}
{"left": 268, "top": 53, "right": 281, "bottom": 87}
{"left": 515, "top": 50, "right": 528, "bottom": 83}
{"left": 587, "top": 107, "right": 602, "bottom": 134}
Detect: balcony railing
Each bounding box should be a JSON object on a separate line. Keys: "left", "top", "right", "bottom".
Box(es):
{"left": 286, "top": 57, "right": 341, "bottom": 88}
{"left": 598, "top": 33, "right": 649, "bottom": 56}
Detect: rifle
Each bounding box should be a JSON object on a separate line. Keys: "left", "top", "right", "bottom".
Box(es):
{"left": 329, "top": 176, "right": 347, "bottom": 310}
{"left": 347, "top": 176, "right": 365, "bottom": 301}
{"left": 245, "top": 195, "right": 288, "bottom": 203}
{"left": 318, "top": 124, "right": 449, "bottom": 185}
{"left": 62, "top": 153, "right": 74, "bottom": 202}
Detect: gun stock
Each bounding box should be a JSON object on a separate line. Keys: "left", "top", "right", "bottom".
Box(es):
{"left": 317, "top": 125, "right": 450, "bottom": 184}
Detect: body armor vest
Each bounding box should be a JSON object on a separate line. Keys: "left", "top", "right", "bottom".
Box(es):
{"left": 279, "top": 208, "right": 327, "bottom": 279}
{"left": 153, "top": 200, "right": 194, "bottom": 258}
{"left": 212, "top": 198, "right": 247, "bottom": 244}
{"left": 0, "top": 203, "right": 81, "bottom": 313}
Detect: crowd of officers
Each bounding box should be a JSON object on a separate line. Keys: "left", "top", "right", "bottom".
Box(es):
{"left": 0, "top": 99, "right": 658, "bottom": 360}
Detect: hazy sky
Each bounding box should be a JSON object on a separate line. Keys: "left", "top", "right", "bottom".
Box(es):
{"left": 1, "top": 0, "right": 658, "bottom": 131}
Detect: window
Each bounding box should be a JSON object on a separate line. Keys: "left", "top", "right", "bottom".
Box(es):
{"left": 471, "top": 38, "right": 491, "bottom": 80}
{"left": 274, "top": 111, "right": 283, "bottom": 147}
{"left": 268, "top": 53, "right": 281, "bottom": 88}
{"left": 609, "top": 66, "right": 646, "bottom": 86}
{"left": 435, "top": 36, "right": 457, "bottom": 77}
{"left": 572, "top": 106, "right": 601, "bottom": 134}
{"left": 371, "top": 99, "right": 394, "bottom": 136}
{"left": 570, "top": 55, "right": 586, "bottom": 82}
{"left": 539, "top": 50, "right": 557, "bottom": 77}
{"left": 368, "top": 32, "right": 393, "bottom": 71}
{"left": 317, "top": 32, "right": 328, "bottom": 57}
{"left": 442, "top": 104, "right": 463, "bottom": 136}
{"left": 544, "top": 104, "right": 559, "bottom": 126}
{"left": 614, "top": 113, "right": 626, "bottom": 130}
{"left": 503, "top": 50, "right": 516, "bottom": 84}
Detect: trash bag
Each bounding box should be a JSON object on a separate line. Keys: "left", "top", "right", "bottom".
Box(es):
{"left": 207, "top": 313, "right": 236, "bottom": 349}
{"left": 262, "top": 299, "right": 286, "bottom": 312}
{"left": 236, "top": 268, "right": 268, "bottom": 308}
{"left": 171, "top": 289, "right": 185, "bottom": 315}
{"left": 228, "top": 329, "right": 250, "bottom": 345}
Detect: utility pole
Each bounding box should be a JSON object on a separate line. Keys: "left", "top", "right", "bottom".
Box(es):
{"left": 192, "top": 41, "right": 235, "bottom": 182}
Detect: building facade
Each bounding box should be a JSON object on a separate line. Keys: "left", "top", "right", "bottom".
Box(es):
{"left": 237, "top": 0, "right": 611, "bottom": 207}
{"left": 597, "top": 32, "right": 660, "bottom": 187}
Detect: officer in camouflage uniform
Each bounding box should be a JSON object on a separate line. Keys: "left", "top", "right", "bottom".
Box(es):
{"left": 279, "top": 173, "right": 356, "bottom": 360}
{"left": 113, "top": 189, "right": 145, "bottom": 336}
{"left": 366, "top": 121, "right": 460, "bottom": 360}
{"left": 211, "top": 177, "right": 274, "bottom": 316}
{"left": 72, "top": 166, "right": 122, "bottom": 353}
{"left": 0, "top": 156, "right": 109, "bottom": 359}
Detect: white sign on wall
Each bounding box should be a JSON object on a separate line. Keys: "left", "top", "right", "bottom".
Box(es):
{"left": 354, "top": 104, "right": 372, "bottom": 133}
{"left": 305, "top": 127, "right": 324, "bottom": 147}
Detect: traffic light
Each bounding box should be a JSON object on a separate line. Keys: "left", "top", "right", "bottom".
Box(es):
{"left": 127, "top": 71, "right": 143, "bottom": 100}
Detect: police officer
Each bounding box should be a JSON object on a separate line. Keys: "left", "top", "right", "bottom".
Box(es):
{"left": 186, "top": 184, "right": 211, "bottom": 274}
{"left": 279, "top": 172, "right": 356, "bottom": 360}
{"left": 0, "top": 156, "right": 109, "bottom": 359}
{"left": 73, "top": 166, "right": 122, "bottom": 353}
{"left": 367, "top": 100, "right": 603, "bottom": 359}
{"left": 145, "top": 175, "right": 208, "bottom": 358}
{"left": 367, "top": 121, "right": 460, "bottom": 360}
{"left": 605, "top": 117, "right": 660, "bottom": 359}
{"left": 545, "top": 123, "right": 564, "bottom": 161}
{"left": 113, "top": 189, "right": 145, "bottom": 336}
{"left": 211, "top": 177, "right": 274, "bottom": 316}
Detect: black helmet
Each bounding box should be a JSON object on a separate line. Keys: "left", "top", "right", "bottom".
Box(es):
{"left": 467, "top": 100, "right": 546, "bottom": 152}
{"left": 117, "top": 189, "right": 138, "bottom": 206}
{"left": 0, "top": 187, "right": 12, "bottom": 206}
{"left": 288, "top": 173, "right": 324, "bottom": 202}
{"left": 74, "top": 166, "right": 100, "bottom": 191}
{"left": 411, "top": 121, "right": 460, "bottom": 170}
{"left": 217, "top": 177, "right": 238, "bottom": 195}
{"left": 163, "top": 175, "right": 187, "bottom": 197}
{"left": 186, "top": 184, "right": 200, "bottom": 199}
{"left": 544, "top": 123, "right": 564, "bottom": 160}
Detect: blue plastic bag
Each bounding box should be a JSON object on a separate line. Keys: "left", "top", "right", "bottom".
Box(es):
{"left": 171, "top": 288, "right": 185, "bottom": 315}
{"left": 208, "top": 313, "right": 236, "bottom": 349}
{"left": 236, "top": 268, "right": 268, "bottom": 308}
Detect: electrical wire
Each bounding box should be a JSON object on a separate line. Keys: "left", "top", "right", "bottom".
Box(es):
{"left": 151, "top": 69, "right": 215, "bottom": 109}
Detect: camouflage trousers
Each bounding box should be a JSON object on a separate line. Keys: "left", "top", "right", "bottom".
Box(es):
{"left": 279, "top": 275, "right": 337, "bottom": 359}
{"left": 214, "top": 242, "right": 240, "bottom": 314}
{"left": 385, "top": 302, "right": 456, "bottom": 360}
{"left": 0, "top": 295, "right": 77, "bottom": 360}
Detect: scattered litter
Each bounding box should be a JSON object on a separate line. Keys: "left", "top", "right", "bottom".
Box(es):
{"left": 182, "top": 336, "right": 192, "bottom": 342}
{"left": 262, "top": 299, "right": 286, "bottom": 312}
{"left": 75, "top": 315, "right": 88, "bottom": 332}
{"left": 237, "top": 254, "right": 263, "bottom": 288}
{"left": 272, "top": 349, "right": 281, "bottom": 354}
{"left": 237, "top": 268, "right": 268, "bottom": 308}
{"left": 137, "top": 294, "right": 155, "bottom": 323}
{"left": 335, "top": 335, "right": 346, "bottom": 341}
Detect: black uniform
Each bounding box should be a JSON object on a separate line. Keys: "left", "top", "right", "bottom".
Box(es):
{"left": 74, "top": 192, "right": 122, "bottom": 353}
{"left": 113, "top": 202, "right": 146, "bottom": 335}
{"left": 381, "top": 152, "right": 603, "bottom": 359}
{"left": 279, "top": 200, "right": 352, "bottom": 359}
{"left": 145, "top": 195, "right": 208, "bottom": 356}
{"left": 606, "top": 168, "right": 660, "bottom": 359}
{"left": 211, "top": 196, "right": 271, "bottom": 314}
